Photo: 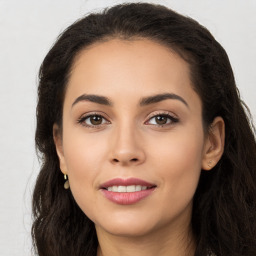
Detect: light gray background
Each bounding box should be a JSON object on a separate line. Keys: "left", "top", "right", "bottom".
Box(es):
{"left": 0, "top": 0, "right": 255, "bottom": 255}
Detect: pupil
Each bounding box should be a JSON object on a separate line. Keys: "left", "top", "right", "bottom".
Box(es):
{"left": 90, "top": 116, "right": 102, "bottom": 125}
{"left": 156, "top": 116, "right": 167, "bottom": 125}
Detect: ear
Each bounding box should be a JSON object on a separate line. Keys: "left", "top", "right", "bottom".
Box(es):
{"left": 201, "top": 116, "right": 225, "bottom": 170}
{"left": 53, "top": 123, "right": 68, "bottom": 175}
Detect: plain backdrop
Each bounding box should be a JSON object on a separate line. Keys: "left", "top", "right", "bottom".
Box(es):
{"left": 0, "top": 0, "right": 255, "bottom": 255}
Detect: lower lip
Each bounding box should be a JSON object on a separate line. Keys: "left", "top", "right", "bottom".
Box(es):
{"left": 101, "top": 188, "right": 156, "bottom": 205}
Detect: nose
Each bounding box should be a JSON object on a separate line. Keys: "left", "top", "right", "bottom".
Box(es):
{"left": 109, "top": 124, "right": 146, "bottom": 166}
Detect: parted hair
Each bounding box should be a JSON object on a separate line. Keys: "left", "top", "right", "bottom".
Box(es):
{"left": 32, "top": 3, "right": 256, "bottom": 256}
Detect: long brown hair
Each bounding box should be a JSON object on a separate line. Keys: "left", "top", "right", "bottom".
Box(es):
{"left": 32, "top": 3, "right": 256, "bottom": 256}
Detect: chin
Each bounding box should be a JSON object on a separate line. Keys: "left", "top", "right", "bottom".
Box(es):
{"left": 95, "top": 215, "right": 158, "bottom": 238}
{"left": 101, "top": 225, "right": 154, "bottom": 238}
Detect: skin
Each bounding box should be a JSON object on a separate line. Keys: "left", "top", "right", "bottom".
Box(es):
{"left": 54, "top": 39, "right": 225, "bottom": 256}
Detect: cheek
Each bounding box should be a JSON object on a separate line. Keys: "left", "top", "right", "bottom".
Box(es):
{"left": 63, "top": 133, "right": 107, "bottom": 174}
{"left": 62, "top": 128, "right": 108, "bottom": 204}
{"left": 150, "top": 126, "right": 204, "bottom": 200}
{"left": 153, "top": 121, "right": 204, "bottom": 167}
{"left": 62, "top": 135, "right": 107, "bottom": 221}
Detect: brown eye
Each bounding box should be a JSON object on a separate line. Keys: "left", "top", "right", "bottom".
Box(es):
{"left": 90, "top": 115, "right": 103, "bottom": 125}
{"left": 155, "top": 116, "right": 168, "bottom": 125}
{"left": 146, "top": 114, "right": 179, "bottom": 126}
{"left": 78, "top": 114, "right": 109, "bottom": 127}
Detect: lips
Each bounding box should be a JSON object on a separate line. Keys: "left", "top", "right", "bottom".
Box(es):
{"left": 100, "top": 178, "right": 156, "bottom": 205}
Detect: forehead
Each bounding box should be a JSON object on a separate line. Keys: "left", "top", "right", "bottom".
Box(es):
{"left": 70, "top": 38, "right": 190, "bottom": 82}
{"left": 65, "top": 38, "right": 200, "bottom": 110}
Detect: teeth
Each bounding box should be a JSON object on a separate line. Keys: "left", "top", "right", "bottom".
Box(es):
{"left": 127, "top": 185, "right": 136, "bottom": 192}
{"left": 107, "top": 185, "right": 148, "bottom": 192}
{"left": 118, "top": 186, "right": 126, "bottom": 192}
{"left": 135, "top": 185, "right": 141, "bottom": 191}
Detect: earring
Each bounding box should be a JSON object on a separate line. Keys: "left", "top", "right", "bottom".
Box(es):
{"left": 64, "top": 174, "right": 70, "bottom": 189}
{"left": 208, "top": 160, "right": 213, "bottom": 168}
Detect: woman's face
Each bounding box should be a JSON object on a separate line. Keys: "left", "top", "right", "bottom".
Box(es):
{"left": 55, "top": 39, "right": 211, "bottom": 238}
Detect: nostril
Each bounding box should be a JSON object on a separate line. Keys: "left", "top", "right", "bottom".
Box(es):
{"left": 111, "top": 157, "right": 141, "bottom": 164}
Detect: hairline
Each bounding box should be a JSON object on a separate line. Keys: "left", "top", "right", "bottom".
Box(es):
{"left": 56, "top": 35, "right": 209, "bottom": 135}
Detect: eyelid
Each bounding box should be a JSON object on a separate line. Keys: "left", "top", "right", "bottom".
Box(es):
{"left": 77, "top": 112, "right": 111, "bottom": 128}
{"left": 77, "top": 110, "right": 179, "bottom": 129}
{"left": 146, "top": 110, "right": 178, "bottom": 120}
{"left": 144, "top": 111, "right": 179, "bottom": 126}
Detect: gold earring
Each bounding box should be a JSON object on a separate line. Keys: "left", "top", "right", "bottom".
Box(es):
{"left": 64, "top": 174, "right": 70, "bottom": 189}
{"left": 208, "top": 160, "right": 213, "bottom": 168}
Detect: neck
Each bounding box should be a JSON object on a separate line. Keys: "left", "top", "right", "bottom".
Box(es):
{"left": 96, "top": 220, "right": 196, "bottom": 256}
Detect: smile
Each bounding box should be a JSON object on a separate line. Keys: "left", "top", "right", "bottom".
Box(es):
{"left": 106, "top": 185, "right": 148, "bottom": 192}
{"left": 100, "top": 178, "right": 157, "bottom": 205}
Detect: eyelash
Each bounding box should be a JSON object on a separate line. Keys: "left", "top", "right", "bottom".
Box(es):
{"left": 145, "top": 112, "right": 179, "bottom": 127}
{"left": 77, "top": 112, "right": 110, "bottom": 129}
{"left": 77, "top": 112, "right": 179, "bottom": 129}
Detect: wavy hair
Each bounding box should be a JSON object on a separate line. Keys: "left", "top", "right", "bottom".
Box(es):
{"left": 32, "top": 3, "right": 256, "bottom": 256}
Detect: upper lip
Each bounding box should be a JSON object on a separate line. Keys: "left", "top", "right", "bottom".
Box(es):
{"left": 100, "top": 178, "right": 156, "bottom": 189}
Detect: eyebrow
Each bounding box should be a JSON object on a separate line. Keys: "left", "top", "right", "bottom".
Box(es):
{"left": 72, "top": 94, "right": 113, "bottom": 107}
{"left": 139, "top": 93, "right": 189, "bottom": 108}
{"left": 72, "top": 93, "right": 189, "bottom": 108}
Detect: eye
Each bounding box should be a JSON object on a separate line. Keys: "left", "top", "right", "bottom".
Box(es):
{"left": 78, "top": 114, "right": 110, "bottom": 128}
{"left": 146, "top": 113, "right": 179, "bottom": 126}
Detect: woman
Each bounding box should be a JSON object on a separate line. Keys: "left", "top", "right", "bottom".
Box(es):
{"left": 32, "top": 3, "right": 256, "bottom": 256}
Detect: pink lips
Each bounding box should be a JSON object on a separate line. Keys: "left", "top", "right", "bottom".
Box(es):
{"left": 100, "top": 178, "right": 156, "bottom": 205}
